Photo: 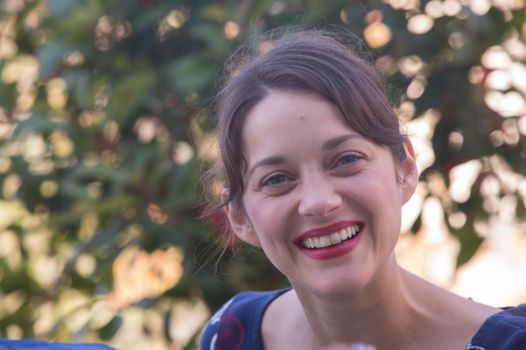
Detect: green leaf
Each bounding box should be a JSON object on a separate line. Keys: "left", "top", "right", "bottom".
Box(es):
{"left": 11, "top": 113, "right": 68, "bottom": 137}
{"left": 108, "top": 70, "right": 157, "bottom": 123}
{"left": 166, "top": 55, "right": 215, "bottom": 94}
{"left": 48, "top": 0, "right": 84, "bottom": 17}
{"left": 453, "top": 220, "right": 484, "bottom": 267}
{"left": 0, "top": 81, "right": 18, "bottom": 110}
{"left": 98, "top": 315, "right": 123, "bottom": 340}
{"left": 37, "top": 41, "right": 72, "bottom": 79}
{"left": 64, "top": 70, "right": 92, "bottom": 109}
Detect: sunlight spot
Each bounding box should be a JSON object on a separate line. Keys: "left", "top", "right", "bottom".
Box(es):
{"left": 448, "top": 130, "right": 464, "bottom": 151}
{"left": 398, "top": 55, "right": 424, "bottom": 77}
{"left": 407, "top": 76, "right": 427, "bottom": 99}
{"left": 485, "top": 70, "right": 511, "bottom": 90}
{"left": 468, "top": 66, "right": 485, "bottom": 85}
{"left": 480, "top": 175, "right": 500, "bottom": 197}
{"left": 425, "top": 0, "right": 444, "bottom": 18}
{"left": 510, "top": 63, "right": 526, "bottom": 94}
{"left": 469, "top": 0, "right": 491, "bottom": 15}
{"left": 375, "top": 55, "right": 397, "bottom": 75}
{"left": 448, "top": 211, "right": 467, "bottom": 229}
{"left": 518, "top": 116, "right": 526, "bottom": 136}
{"left": 270, "top": 1, "right": 287, "bottom": 16}
{"left": 443, "top": 0, "right": 462, "bottom": 16}
{"left": 64, "top": 51, "right": 85, "bottom": 67}
{"left": 76, "top": 254, "right": 96, "bottom": 278}
{"left": 169, "top": 299, "right": 210, "bottom": 346}
{"left": 40, "top": 180, "right": 58, "bottom": 198}
{"left": 407, "top": 14, "right": 434, "bottom": 34}
{"left": 482, "top": 46, "right": 512, "bottom": 70}
{"left": 134, "top": 117, "right": 159, "bottom": 143}
{"left": 364, "top": 22, "right": 392, "bottom": 48}
{"left": 449, "top": 160, "right": 482, "bottom": 203}
{"left": 385, "top": 0, "right": 420, "bottom": 10}
{"left": 340, "top": 9, "right": 349, "bottom": 23}
{"left": 173, "top": 141, "right": 194, "bottom": 165}
{"left": 224, "top": 21, "right": 240, "bottom": 40}
{"left": 50, "top": 130, "right": 74, "bottom": 158}
{"left": 395, "top": 100, "right": 416, "bottom": 121}
{"left": 405, "top": 109, "right": 439, "bottom": 170}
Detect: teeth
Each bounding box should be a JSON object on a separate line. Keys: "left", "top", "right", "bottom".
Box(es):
{"left": 301, "top": 224, "right": 362, "bottom": 249}
{"left": 320, "top": 236, "right": 331, "bottom": 248}
{"left": 329, "top": 232, "right": 342, "bottom": 245}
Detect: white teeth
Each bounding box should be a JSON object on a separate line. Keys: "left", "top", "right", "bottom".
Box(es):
{"left": 301, "top": 224, "right": 362, "bottom": 249}
{"left": 320, "top": 236, "right": 331, "bottom": 248}
{"left": 329, "top": 232, "right": 342, "bottom": 245}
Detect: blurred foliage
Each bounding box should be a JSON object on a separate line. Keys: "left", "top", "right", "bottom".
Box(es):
{"left": 0, "top": 0, "right": 525, "bottom": 348}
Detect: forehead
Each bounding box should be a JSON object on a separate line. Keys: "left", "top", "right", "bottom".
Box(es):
{"left": 241, "top": 90, "right": 359, "bottom": 156}
{"left": 243, "top": 89, "right": 349, "bottom": 135}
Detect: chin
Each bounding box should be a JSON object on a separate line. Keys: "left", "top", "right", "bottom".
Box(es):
{"left": 291, "top": 273, "right": 373, "bottom": 299}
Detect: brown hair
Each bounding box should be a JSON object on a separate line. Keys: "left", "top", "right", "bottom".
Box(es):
{"left": 212, "top": 29, "right": 407, "bottom": 211}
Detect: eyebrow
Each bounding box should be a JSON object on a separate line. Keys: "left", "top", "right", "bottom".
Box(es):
{"left": 247, "top": 156, "right": 286, "bottom": 178}
{"left": 322, "top": 134, "right": 360, "bottom": 150}
{"left": 247, "top": 134, "right": 360, "bottom": 177}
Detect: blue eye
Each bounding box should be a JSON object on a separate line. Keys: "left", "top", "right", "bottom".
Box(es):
{"left": 336, "top": 154, "right": 360, "bottom": 166}
{"left": 263, "top": 174, "right": 289, "bottom": 186}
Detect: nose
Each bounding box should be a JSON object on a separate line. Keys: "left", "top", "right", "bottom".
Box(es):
{"left": 297, "top": 173, "right": 342, "bottom": 217}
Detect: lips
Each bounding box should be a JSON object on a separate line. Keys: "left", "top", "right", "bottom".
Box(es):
{"left": 294, "top": 221, "right": 365, "bottom": 260}
{"left": 294, "top": 221, "right": 364, "bottom": 260}
{"left": 300, "top": 224, "right": 362, "bottom": 249}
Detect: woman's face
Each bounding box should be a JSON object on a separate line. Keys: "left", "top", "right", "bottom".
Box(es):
{"left": 227, "top": 90, "right": 417, "bottom": 296}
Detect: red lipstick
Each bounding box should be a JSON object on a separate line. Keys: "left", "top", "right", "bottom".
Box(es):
{"left": 294, "top": 221, "right": 364, "bottom": 260}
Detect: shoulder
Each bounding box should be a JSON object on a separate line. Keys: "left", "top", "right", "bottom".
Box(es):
{"left": 0, "top": 339, "right": 115, "bottom": 349}
{"left": 467, "top": 304, "right": 526, "bottom": 350}
{"left": 200, "top": 288, "right": 290, "bottom": 350}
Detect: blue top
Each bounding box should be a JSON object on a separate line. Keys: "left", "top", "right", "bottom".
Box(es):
{"left": 466, "top": 304, "right": 526, "bottom": 349}
{"left": 200, "top": 289, "right": 526, "bottom": 350}
{"left": 0, "top": 339, "right": 115, "bottom": 349}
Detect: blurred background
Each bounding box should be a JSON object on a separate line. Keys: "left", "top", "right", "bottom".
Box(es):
{"left": 0, "top": 0, "right": 525, "bottom": 349}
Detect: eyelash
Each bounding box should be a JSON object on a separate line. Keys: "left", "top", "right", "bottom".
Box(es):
{"left": 333, "top": 153, "right": 362, "bottom": 168}
{"left": 261, "top": 174, "right": 291, "bottom": 188}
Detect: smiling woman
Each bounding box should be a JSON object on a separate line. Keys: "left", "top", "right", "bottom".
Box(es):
{"left": 200, "top": 29, "right": 526, "bottom": 350}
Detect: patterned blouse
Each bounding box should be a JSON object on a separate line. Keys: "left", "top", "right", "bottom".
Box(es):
{"left": 201, "top": 289, "right": 526, "bottom": 350}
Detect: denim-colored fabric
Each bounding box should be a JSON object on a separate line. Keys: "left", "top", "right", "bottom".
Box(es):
{"left": 0, "top": 339, "right": 115, "bottom": 350}
{"left": 466, "top": 304, "right": 526, "bottom": 350}
{"left": 200, "top": 288, "right": 290, "bottom": 350}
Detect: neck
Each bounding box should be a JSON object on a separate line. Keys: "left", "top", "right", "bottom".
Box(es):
{"left": 292, "top": 259, "right": 436, "bottom": 349}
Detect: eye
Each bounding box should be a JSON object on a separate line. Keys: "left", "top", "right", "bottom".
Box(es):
{"left": 334, "top": 153, "right": 361, "bottom": 167}
{"left": 262, "top": 174, "right": 290, "bottom": 187}
{"left": 255, "top": 172, "right": 296, "bottom": 195}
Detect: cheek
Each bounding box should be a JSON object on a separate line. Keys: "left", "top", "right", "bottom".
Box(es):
{"left": 244, "top": 196, "right": 295, "bottom": 241}
{"left": 349, "top": 171, "right": 404, "bottom": 219}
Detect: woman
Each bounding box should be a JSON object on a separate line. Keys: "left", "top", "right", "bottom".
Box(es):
{"left": 200, "top": 29, "right": 526, "bottom": 350}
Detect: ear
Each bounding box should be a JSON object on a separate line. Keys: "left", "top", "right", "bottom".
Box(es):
{"left": 397, "top": 140, "right": 418, "bottom": 204}
{"left": 223, "top": 203, "right": 261, "bottom": 247}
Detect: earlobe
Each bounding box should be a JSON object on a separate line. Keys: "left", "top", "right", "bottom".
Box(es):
{"left": 398, "top": 140, "right": 419, "bottom": 203}
{"left": 224, "top": 204, "right": 261, "bottom": 247}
